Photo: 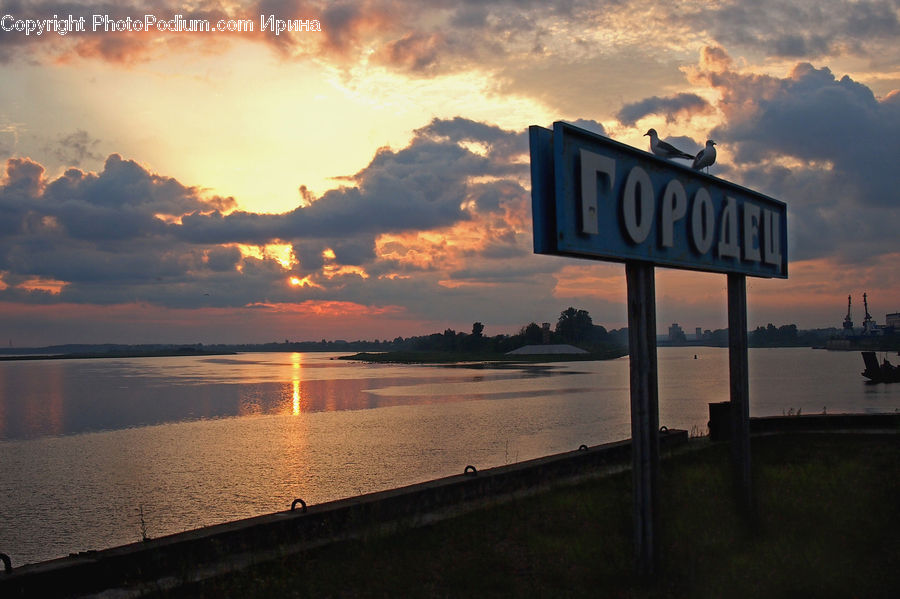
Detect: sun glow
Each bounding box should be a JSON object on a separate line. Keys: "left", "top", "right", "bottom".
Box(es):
{"left": 289, "top": 275, "right": 321, "bottom": 288}
{"left": 229, "top": 243, "right": 298, "bottom": 269}
{"left": 153, "top": 213, "right": 184, "bottom": 225}
{"left": 323, "top": 265, "right": 370, "bottom": 279}
{"left": 321, "top": 248, "right": 370, "bottom": 279}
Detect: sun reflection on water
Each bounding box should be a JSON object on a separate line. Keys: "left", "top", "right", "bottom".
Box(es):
{"left": 292, "top": 353, "right": 302, "bottom": 415}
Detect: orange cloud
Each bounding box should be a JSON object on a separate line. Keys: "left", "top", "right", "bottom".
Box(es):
{"left": 0, "top": 300, "right": 423, "bottom": 346}
{"left": 698, "top": 45, "right": 732, "bottom": 73}
{"left": 246, "top": 299, "right": 405, "bottom": 318}
{"left": 553, "top": 263, "right": 626, "bottom": 304}
{"left": 18, "top": 277, "right": 68, "bottom": 295}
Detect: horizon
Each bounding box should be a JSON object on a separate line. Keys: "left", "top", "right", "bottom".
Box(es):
{"left": 1, "top": 2, "right": 898, "bottom": 345}
{"left": 1, "top": 318, "right": 862, "bottom": 350}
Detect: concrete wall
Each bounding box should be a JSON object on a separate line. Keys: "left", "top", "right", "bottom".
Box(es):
{"left": 1, "top": 430, "right": 689, "bottom": 598}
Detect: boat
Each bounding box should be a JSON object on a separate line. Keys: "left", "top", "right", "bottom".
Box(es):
{"left": 861, "top": 351, "right": 900, "bottom": 383}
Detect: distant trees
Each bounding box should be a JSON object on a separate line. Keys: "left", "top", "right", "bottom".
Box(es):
{"left": 179, "top": 318, "right": 839, "bottom": 356}
{"left": 398, "top": 309, "right": 625, "bottom": 355}
{"left": 555, "top": 307, "right": 613, "bottom": 349}
{"left": 556, "top": 307, "right": 593, "bottom": 345}
{"left": 519, "top": 322, "right": 544, "bottom": 345}
{"left": 749, "top": 323, "right": 801, "bottom": 347}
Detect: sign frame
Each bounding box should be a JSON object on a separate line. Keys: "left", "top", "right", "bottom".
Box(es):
{"left": 530, "top": 121, "right": 787, "bottom": 278}
{"left": 530, "top": 121, "right": 784, "bottom": 575}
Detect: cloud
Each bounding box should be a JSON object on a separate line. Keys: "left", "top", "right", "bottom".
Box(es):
{"left": 565, "top": 119, "right": 606, "bottom": 137}
{"left": 684, "top": 48, "right": 900, "bottom": 263}
{"left": 46, "top": 130, "right": 102, "bottom": 167}
{"left": 0, "top": 153, "right": 231, "bottom": 300}
{"left": 616, "top": 93, "right": 713, "bottom": 126}
{"left": 0, "top": 116, "right": 554, "bottom": 329}
{"left": 682, "top": 0, "right": 900, "bottom": 60}
{"left": 5, "top": 0, "right": 900, "bottom": 108}
{"left": 175, "top": 117, "right": 528, "bottom": 245}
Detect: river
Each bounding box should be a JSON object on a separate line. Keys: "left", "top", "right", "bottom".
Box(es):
{"left": 0, "top": 347, "right": 897, "bottom": 565}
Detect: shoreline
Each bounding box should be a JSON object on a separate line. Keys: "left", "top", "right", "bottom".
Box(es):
{"left": 338, "top": 348, "right": 627, "bottom": 364}
{"left": 0, "top": 349, "right": 237, "bottom": 361}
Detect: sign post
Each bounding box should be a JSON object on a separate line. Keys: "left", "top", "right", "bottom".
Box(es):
{"left": 727, "top": 274, "right": 752, "bottom": 514}
{"left": 529, "top": 122, "right": 786, "bottom": 574}
{"left": 626, "top": 261, "right": 660, "bottom": 573}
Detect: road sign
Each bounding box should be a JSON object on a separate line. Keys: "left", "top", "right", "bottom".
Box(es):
{"left": 529, "top": 121, "right": 786, "bottom": 574}
{"left": 530, "top": 122, "right": 787, "bottom": 278}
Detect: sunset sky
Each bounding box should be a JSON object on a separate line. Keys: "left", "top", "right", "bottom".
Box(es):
{"left": 1, "top": 0, "right": 898, "bottom": 346}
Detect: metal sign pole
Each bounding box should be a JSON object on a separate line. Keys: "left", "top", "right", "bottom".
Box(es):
{"left": 727, "top": 273, "right": 753, "bottom": 514}
{"left": 626, "top": 261, "right": 660, "bottom": 575}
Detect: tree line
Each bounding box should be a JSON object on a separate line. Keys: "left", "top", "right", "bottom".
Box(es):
{"left": 184, "top": 307, "right": 627, "bottom": 355}
{"left": 398, "top": 307, "right": 626, "bottom": 354}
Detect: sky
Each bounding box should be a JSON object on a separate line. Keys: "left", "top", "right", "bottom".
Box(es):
{"left": 0, "top": 0, "right": 898, "bottom": 346}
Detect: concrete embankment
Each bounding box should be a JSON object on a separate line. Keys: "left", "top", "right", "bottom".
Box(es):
{"left": 1, "top": 430, "right": 689, "bottom": 598}
{"left": 4, "top": 413, "right": 898, "bottom": 597}
{"left": 708, "top": 409, "right": 900, "bottom": 440}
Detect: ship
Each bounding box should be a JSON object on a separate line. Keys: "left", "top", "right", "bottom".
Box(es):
{"left": 861, "top": 351, "right": 900, "bottom": 383}
{"left": 826, "top": 293, "right": 899, "bottom": 351}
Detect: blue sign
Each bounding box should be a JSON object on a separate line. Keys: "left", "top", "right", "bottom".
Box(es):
{"left": 530, "top": 122, "right": 788, "bottom": 278}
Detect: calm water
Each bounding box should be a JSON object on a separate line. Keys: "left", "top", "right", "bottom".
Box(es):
{"left": 1, "top": 347, "right": 897, "bottom": 565}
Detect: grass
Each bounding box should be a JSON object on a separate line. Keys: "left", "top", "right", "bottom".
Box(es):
{"left": 152, "top": 434, "right": 899, "bottom": 598}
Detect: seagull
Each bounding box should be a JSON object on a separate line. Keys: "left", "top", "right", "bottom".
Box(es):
{"left": 644, "top": 128, "right": 694, "bottom": 160}
{"left": 692, "top": 140, "right": 717, "bottom": 172}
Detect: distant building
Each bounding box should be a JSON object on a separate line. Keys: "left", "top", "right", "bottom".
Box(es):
{"left": 695, "top": 327, "right": 702, "bottom": 340}
{"left": 668, "top": 323, "right": 686, "bottom": 343}
{"left": 541, "top": 322, "right": 551, "bottom": 344}
{"left": 886, "top": 313, "right": 900, "bottom": 331}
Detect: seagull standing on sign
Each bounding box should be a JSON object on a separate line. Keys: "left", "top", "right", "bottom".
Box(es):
{"left": 644, "top": 128, "right": 694, "bottom": 160}
{"left": 692, "top": 140, "right": 717, "bottom": 172}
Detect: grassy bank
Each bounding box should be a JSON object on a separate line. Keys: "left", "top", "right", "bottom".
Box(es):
{"left": 156, "top": 434, "right": 899, "bottom": 598}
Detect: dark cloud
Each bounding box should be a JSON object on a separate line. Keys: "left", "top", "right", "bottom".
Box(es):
{"left": 47, "top": 129, "right": 102, "bottom": 167}
{"left": 374, "top": 32, "right": 447, "bottom": 73}
{"left": 329, "top": 238, "right": 376, "bottom": 266}
{"left": 176, "top": 117, "right": 526, "bottom": 244}
{"left": 5, "top": 0, "right": 900, "bottom": 117}
{"left": 204, "top": 245, "right": 242, "bottom": 272}
{"left": 0, "top": 117, "right": 543, "bottom": 322}
{"left": 679, "top": 0, "right": 900, "bottom": 60}
{"left": 3, "top": 157, "right": 44, "bottom": 199}
{"left": 690, "top": 54, "right": 900, "bottom": 262}
{"left": 0, "top": 153, "right": 232, "bottom": 302}
{"left": 616, "top": 93, "right": 713, "bottom": 126}
{"left": 565, "top": 120, "right": 606, "bottom": 137}
{"left": 415, "top": 117, "right": 528, "bottom": 162}
{"left": 0, "top": 0, "right": 603, "bottom": 78}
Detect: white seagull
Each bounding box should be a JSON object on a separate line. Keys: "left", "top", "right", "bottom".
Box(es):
{"left": 644, "top": 128, "right": 694, "bottom": 160}
{"left": 692, "top": 140, "right": 717, "bottom": 172}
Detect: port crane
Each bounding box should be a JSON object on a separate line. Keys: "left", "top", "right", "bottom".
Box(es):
{"left": 843, "top": 295, "right": 853, "bottom": 331}
{"left": 863, "top": 292, "right": 875, "bottom": 334}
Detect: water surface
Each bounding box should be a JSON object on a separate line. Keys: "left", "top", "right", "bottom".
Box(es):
{"left": 0, "top": 348, "right": 896, "bottom": 565}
